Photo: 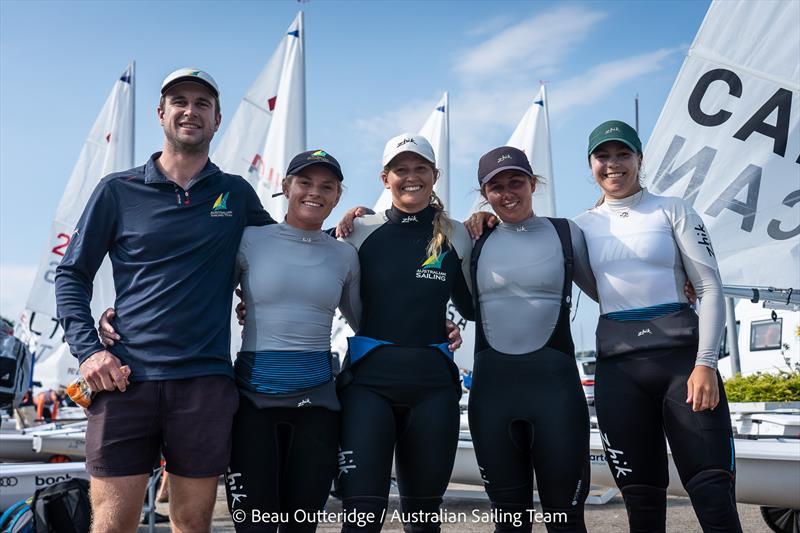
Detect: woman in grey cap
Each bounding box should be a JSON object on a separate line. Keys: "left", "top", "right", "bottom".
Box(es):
{"left": 573, "top": 120, "right": 741, "bottom": 533}
{"left": 467, "top": 146, "right": 597, "bottom": 532}
{"left": 226, "top": 149, "right": 362, "bottom": 532}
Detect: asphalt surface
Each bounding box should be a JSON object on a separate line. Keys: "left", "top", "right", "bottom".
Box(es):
{"left": 137, "top": 481, "right": 772, "bottom": 532}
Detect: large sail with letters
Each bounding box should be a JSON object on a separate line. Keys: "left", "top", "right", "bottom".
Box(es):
{"left": 20, "top": 63, "right": 135, "bottom": 363}
{"left": 643, "top": 0, "right": 799, "bottom": 290}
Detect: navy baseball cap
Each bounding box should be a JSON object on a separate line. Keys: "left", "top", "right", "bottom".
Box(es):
{"left": 286, "top": 150, "right": 344, "bottom": 182}
{"left": 477, "top": 146, "right": 533, "bottom": 186}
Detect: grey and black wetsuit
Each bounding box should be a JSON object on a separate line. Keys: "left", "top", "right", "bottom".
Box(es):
{"left": 468, "top": 216, "right": 597, "bottom": 533}
{"left": 225, "top": 222, "right": 361, "bottom": 533}
{"left": 575, "top": 189, "right": 741, "bottom": 533}
{"left": 337, "top": 205, "right": 473, "bottom": 533}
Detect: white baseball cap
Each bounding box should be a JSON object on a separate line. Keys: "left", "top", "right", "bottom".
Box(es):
{"left": 161, "top": 68, "right": 219, "bottom": 97}
{"left": 382, "top": 133, "right": 436, "bottom": 167}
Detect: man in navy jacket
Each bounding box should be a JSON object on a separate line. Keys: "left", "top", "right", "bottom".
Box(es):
{"left": 56, "top": 68, "right": 274, "bottom": 532}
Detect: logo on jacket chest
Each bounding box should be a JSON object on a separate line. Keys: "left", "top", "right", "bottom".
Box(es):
{"left": 416, "top": 250, "right": 449, "bottom": 281}
{"left": 210, "top": 192, "right": 233, "bottom": 217}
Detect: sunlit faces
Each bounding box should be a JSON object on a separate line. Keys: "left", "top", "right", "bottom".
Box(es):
{"left": 158, "top": 82, "right": 221, "bottom": 154}
{"left": 482, "top": 170, "right": 535, "bottom": 224}
{"left": 284, "top": 166, "right": 342, "bottom": 230}
{"left": 382, "top": 152, "right": 437, "bottom": 213}
{"left": 589, "top": 141, "right": 642, "bottom": 199}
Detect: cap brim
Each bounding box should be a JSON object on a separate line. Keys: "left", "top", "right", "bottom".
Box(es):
{"left": 588, "top": 137, "right": 639, "bottom": 156}
{"left": 384, "top": 149, "right": 436, "bottom": 167}
{"left": 479, "top": 165, "right": 533, "bottom": 185}
{"left": 162, "top": 77, "right": 219, "bottom": 97}
{"left": 288, "top": 161, "right": 344, "bottom": 181}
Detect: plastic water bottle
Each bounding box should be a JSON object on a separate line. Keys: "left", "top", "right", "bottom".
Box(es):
{"left": 67, "top": 365, "right": 130, "bottom": 407}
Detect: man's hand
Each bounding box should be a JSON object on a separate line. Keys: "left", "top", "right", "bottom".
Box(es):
{"left": 686, "top": 365, "right": 719, "bottom": 412}
{"left": 684, "top": 281, "right": 697, "bottom": 304}
{"left": 335, "top": 206, "right": 373, "bottom": 238}
{"left": 446, "top": 320, "right": 462, "bottom": 352}
{"left": 80, "top": 350, "right": 130, "bottom": 392}
{"left": 235, "top": 288, "right": 246, "bottom": 325}
{"left": 98, "top": 308, "right": 121, "bottom": 347}
{"left": 464, "top": 211, "right": 498, "bottom": 240}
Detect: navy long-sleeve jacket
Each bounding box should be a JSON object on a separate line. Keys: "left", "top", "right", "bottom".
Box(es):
{"left": 55, "top": 152, "right": 274, "bottom": 381}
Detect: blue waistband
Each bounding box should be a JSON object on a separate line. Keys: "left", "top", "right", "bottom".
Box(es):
{"left": 604, "top": 302, "right": 686, "bottom": 321}
{"left": 235, "top": 350, "right": 332, "bottom": 395}
{"left": 347, "top": 336, "right": 453, "bottom": 366}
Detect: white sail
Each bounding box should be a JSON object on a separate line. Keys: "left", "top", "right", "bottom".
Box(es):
{"left": 469, "top": 84, "right": 556, "bottom": 217}
{"left": 20, "top": 64, "right": 135, "bottom": 363}
{"left": 373, "top": 92, "right": 450, "bottom": 212}
{"left": 331, "top": 93, "right": 451, "bottom": 361}
{"left": 212, "top": 12, "right": 306, "bottom": 220}
{"left": 643, "top": 0, "right": 800, "bottom": 290}
{"left": 216, "top": 13, "right": 306, "bottom": 356}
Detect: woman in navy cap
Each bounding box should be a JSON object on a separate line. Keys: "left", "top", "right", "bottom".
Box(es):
{"left": 467, "top": 146, "right": 596, "bottom": 532}
{"left": 225, "top": 150, "right": 362, "bottom": 532}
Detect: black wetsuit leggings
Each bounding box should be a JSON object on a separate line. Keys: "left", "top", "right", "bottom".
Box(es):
{"left": 337, "top": 346, "right": 460, "bottom": 533}
{"left": 469, "top": 347, "right": 590, "bottom": 533}
{"left": 225, "top": 397, "right": 339, "bottom": 532}
{"left": 594, "top": 347, "right": 743, "bottom": 533}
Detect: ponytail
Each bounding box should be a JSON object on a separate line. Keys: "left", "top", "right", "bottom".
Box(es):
{"left": 427, "top": 189, "right": 453, "bottom": 259}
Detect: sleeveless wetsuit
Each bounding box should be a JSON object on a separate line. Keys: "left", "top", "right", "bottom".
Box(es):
{"left": 575, "top": 189, "right": 741, "bottom": 533}
{"left": 225, "top": 222, "right": 361, "bottom": 533}
{"left": 336, "top": 205, "right": 473, "bottom": 533}
{"left": 469, "top": 216, "right": 595, "bottom": 533}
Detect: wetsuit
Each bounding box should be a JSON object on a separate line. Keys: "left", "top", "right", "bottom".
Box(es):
{"left": 575, "top": 189, "right": 741, "bottom": 533}
{"left": 469, "top": 216, "right": 596, "bottom": 533}
{"left": 225, "top": 222, "right": 361, "bottom": 533}
{"left": 337, "top": 205, "right": 473, "bottom": 533}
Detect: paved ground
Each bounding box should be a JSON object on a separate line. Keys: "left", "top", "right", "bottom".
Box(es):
{"left": 138, "top": 481, "right": 771, "bottom": 532}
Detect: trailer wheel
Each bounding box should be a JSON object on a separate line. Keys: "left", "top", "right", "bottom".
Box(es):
{"left": 761, "top": 506, "right": 800, "bottom": 533}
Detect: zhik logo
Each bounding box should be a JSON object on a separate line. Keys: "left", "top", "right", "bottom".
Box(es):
{"left": 396, "top": 138, "right": 417, "bottom": 148}
{"left": 496, "top": 154, "right": 512, "bottom": 164}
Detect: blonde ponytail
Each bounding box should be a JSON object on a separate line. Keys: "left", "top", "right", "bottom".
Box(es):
{"left": 427, "top": 190, "right": 453, "bottom": 259}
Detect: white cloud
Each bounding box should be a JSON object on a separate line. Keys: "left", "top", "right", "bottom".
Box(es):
{"left": 455, "top": 6, "right": 607, "bottom": 82}
{"left": 549, "top": 48, "right": 680, "bottom": 117}
{"left": 0, "top": 263, "right": 36, "bottom": 323}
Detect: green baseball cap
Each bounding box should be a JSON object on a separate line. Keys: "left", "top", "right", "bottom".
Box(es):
{"left": 587, "top": 120, "right": 642, "bottom": 156}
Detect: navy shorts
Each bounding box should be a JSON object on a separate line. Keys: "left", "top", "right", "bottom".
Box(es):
{"left": 85, "top": 375, "right": 238, "bottom": 478}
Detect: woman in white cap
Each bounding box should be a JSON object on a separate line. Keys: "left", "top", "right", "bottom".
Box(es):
{"left": 574, "top": 120, "right": 741, "bottom": 533}
{"left": 335, "top": 133, "right": 474, "bottom": 533}
{"left": 466, "top": 146, "right": 596, "bottom": 532}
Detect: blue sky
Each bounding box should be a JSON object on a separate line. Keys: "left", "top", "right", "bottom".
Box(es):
{"left": 0, "top": 0, "right": 710, "bottom": 348}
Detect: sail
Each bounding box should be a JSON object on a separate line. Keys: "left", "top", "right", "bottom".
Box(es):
{"left": 20, "top": 63, "right": 135, "bottom": 363}
{"left": 469, "top": 84, "right": 556, "bottom": 216}
{"left": 643, "top": 0, "right": 800, "bottom": 290}
{"left": 373, "top": 92, "right": 450, "bottom": 212}
{"left": 212, "top": 12, "right": 306, "bottom": 220}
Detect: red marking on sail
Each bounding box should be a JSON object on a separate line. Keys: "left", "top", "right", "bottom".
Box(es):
{"left": 267, "top": 96, "right": 277, "bottom": 111}
{"left": 105, "top": 133, "right": 112, "bottom": 143}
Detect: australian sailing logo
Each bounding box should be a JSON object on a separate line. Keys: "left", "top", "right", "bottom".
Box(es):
{"left": 416, "top": 250, "right": 449, "bottom": 281}
{"left": 210, "top": 192, "right": 233, "bottom": 217}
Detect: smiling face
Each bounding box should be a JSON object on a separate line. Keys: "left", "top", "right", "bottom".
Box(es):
{"left": 283, "top": 165, "right": 342, "bottom": 230}
{"left": 382, "top": 152, "right": 437, "bottom": 213}
{"left": 589, "top": 140, "right": 642, "bottom": 199}
{"left": 158, "top": 82, "right": 221, "bottom": 155}
{"left": 482, "top": 170, "right": 536, "bottom": 224}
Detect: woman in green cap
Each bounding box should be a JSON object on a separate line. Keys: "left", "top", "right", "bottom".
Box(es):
{"left": 573, "top": 119, "right": 742, "bottom": 533}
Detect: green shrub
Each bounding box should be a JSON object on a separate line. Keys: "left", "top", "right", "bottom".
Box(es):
{"left": 724, "top": 370, "right": 800, "bottom": 402}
